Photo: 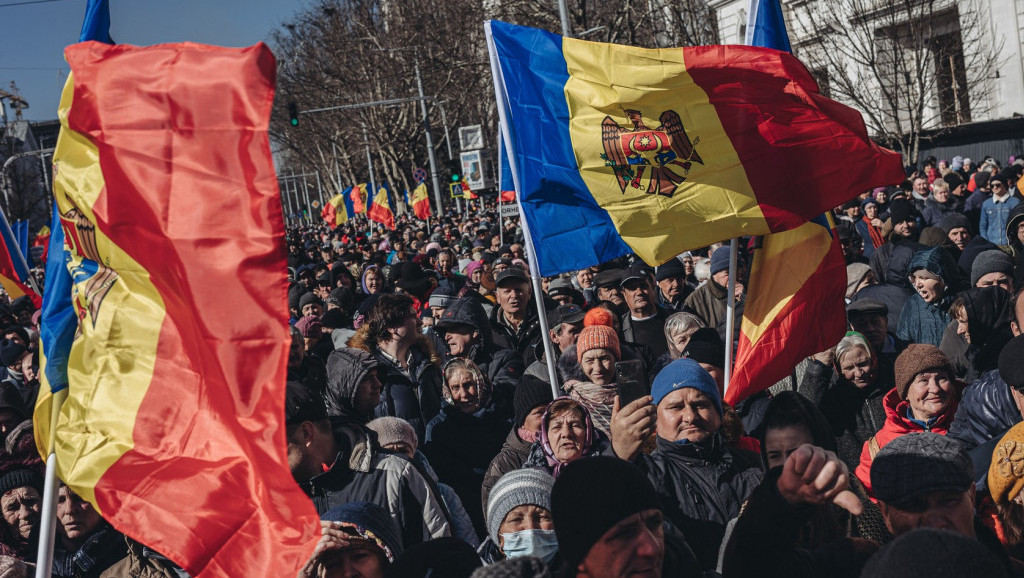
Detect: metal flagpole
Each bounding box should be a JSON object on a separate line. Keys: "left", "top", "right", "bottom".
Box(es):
{"left": 486, "top": 22, "right": 560, "bottom": 399}
{"left": 723, "top": 238, "right": 738, "bottom": 396}
{"left": 35, "top": 386, "right": 68, "bottom": 578}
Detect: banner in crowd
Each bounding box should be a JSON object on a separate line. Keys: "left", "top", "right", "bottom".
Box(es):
{"left": 411, "top": 182, "right": 432, "bottom": 219}
{"left": 34, "top": 40, "right": 319, "bottom": 577}
{"left": 368, "top": 182, "right": 396, "bottom": 229}
{"left": 322, "top": 191, "right": 349, "bottom": 228}
{"left": 350, "top": 183, "right": 368, "bottom": 213}
{"left": 0, "top": 211, "right": 39, "bottom": 308}
{"left": 486, "top": 20, "right": 904, "bottom": 276}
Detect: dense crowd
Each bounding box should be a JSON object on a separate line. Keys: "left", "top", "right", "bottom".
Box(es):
{"left": 0, "top": 153, "right": 1021, "bottom": 577}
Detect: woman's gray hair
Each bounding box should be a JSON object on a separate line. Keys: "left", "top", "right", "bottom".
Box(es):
{"left": 836, "top": 332, "right": 873, "bottom": 366}
{"left": 694, "top": 258, "right": 711, "bottom": 283}
{"left": 663, "top": 312, "right": 704, "bottom": 341}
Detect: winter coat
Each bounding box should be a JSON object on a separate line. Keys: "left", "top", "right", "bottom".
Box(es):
{"left": 489, "top": 302, "right": 543, "bottom": 364}
{"left": 921, "top": 196, "right": 961, "bottom": 227}
{"left": 423, "top": 403, "right": 511, "bottom": 538}
{"left": 99, "top": 539, "right": 188, "bottom": 578}
{"left": 53, "top": 525, "right": 128, "bottom": 578}
{"left": 683, "top": 279, "right": 729, "bottom": 330}
{"left": 323, "top": 347, "right": 380, "bottom": 424}
{"left": 855, "top": 388, "right": 958, "bottom": 497}
{"left": 633, "top": 434, "right": 763, "bottom": 571}
{"left": 411, "top": 452, "right": 480, "bottom": 548}
{"left": 799, "top": 361, "right": 890, "bottom": 474}
{"left": 287, "top": 355, "right": 327, "bottom": 398}
{"left": 481, "top": 428, "right": 535, "bottom": 512}
{"left": 980, "top": 195, "right": 1020, "bottom": 244}
{"left": 949, "top": 369, "right": 1021, "bottom": 451}
{"left": 895, "top": 247, "right": 959, "bottom": 346}
{"left": 297, "top": 422, "right": 452, "bottom": 547}
{"left": 621, "top": 306, "right": 674, "bottom": 359}
{"left": 868, "top": 238, "right": 924, "bottom": 297}
{"left": 347, "top": 326, "right": 444, "bottom": 441}
{"left": 960, "top": 286, "right": 1015, "bottom": 382}
{"left": 1005, "top": 203, "right": 1024, "bottom": 285}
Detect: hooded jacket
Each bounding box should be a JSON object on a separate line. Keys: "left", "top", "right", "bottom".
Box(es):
{"left": 896, "top": 247, "right": 958, "bottom": 346}
{"left": 961, "top": 286, "right": 1014, "bottom": 381}
{"left": 296, "top": 422, "right": 451, "bottom": 548}
{"left": 436, "top": 297, "right": 525, "bottom": 409}
{"left": 347, "top": 326, "right": 444, "bottom": 441}
{"left": 855, "top": 388, "right": 959, "bottom": 497}
{"left": 323, "top": 347, "right": 380, "bottom": 424}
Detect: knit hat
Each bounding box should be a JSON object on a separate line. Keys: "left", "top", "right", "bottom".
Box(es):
{"left": 0, "top": 340, "right": 25, "bottom": 368}
{"left": 582, "top": 307, "right": 615, "bottom": 329}
{"left": 384, "top": 537, "right": 481, "bottom": 578}
{"left": 710, "top": 246, "right": 731, "bottom": 275}
{"left": 0, "top": 468, "right": 42, "bottom": 497}
{"left": 326, "top": 287, "right": 355, "bottom": 313}
{"left": 320, "top": 501, "right": 404, "bottom": 563}
{"left": 367, "top": 417, "right": 418, "bottom": 452}
{"left": 319, "top": 308, "right": 348, "bottom": 330}
{"left": 893, "top": 344, "right": 955, "bottom": 400}
{"left": 428, "top": 286, "right": 458, "bottom": 309}
{"left": 285, "top": 381, "right": 328, "bottom": 425}
{"left": 951, "top": 156, "right": 964, "bottom": 171}
{"left": 846, "top": 262, "right": 873, "bottom": 299}
{"left": 294, "top": 315, "right": 322, "bottom": 338}
{"left": 919, "top": 227, "right": 947, "bottom": 247}
{"left": 999, "top": 336, "right": 1024, "bottom": 389}
{"left": 514, "top": 375, "right": 555, "bottom": 427}
{"left": 942, "top": 172, "right": 964, "bottom": 190}
{"left": 485, "top": 469, "right": 556, "bottom": 543}
{"left": 681, "top": 327, "right": 725, "bottom": 370}
{"left": 860, "top": 528, "right": 1007, "bottom": 578}
{"left": 938, "top": 213, "right": 971, "bottom": 235}
{"left": 550, "top": 456, "right": 661, "bottom": 570}
{"left": 888, "top": 199, "right": 914, "bottom": 225}
{"left": 989, "top": 421, "right": 1024, "bottom": 506}
{"left": 298, "top": 292, "right": 323, "bottom": 312}
{"left": 871, "top": 433, "right": 973, "bottom": 509}
{"left": 575, "top": 325, "right": 620, "bottom": 363}
{"left": 654, "top": 258, "right": 686, "bottom": 281}
{"left": 973, "top": 171, "right": 991, "bottom": 189}
{"left": 970, "top": 250, "right": 1015, "bottom": 287}
{"left": 650, "top": 357, "right": 722, "bottom": 415}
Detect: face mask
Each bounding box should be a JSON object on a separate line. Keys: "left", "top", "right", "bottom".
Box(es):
{"left": 501, "top": 529, "right": 559, "bottom": 564}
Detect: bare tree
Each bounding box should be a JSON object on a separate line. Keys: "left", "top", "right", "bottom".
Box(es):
{"left": 790, "top": 0, "right": 999, "bottom": 167}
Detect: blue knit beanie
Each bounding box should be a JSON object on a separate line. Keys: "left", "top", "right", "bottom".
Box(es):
{"left": 650, "top": 358, "right": 722, "bottom": 415}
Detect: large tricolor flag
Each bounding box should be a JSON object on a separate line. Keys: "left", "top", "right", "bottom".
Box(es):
{"left": 485, "top": 20, "right": 903, "bottom": 276}
{"left": 34, "top": 39, "right": 319, "bottom": 577}
{"left": 368, "top": 183, "right": 396, "bottom": 230}
{"left": 411, "top": 182, "right": 432, "bottom": 219}
{"left": 725, "top": 0, "right": 854, "bottom": 404}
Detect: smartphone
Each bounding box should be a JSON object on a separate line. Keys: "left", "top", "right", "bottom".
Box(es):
{"left": 615, "top": 360, "right": 648, "bottom": 406}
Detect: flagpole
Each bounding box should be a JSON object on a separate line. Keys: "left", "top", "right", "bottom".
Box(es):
{"left": 486, "top": 22, "right": 560, "bottom": 399}
{"left": 723, "top": 238, "right": 738, "bottom": 397}
{"left": 35, "top": 386, "right": 68, "bottom": 578}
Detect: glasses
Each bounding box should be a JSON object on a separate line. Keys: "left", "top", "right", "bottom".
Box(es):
{"left": 992, "top": 183, "right": 1006, "bottom": 189}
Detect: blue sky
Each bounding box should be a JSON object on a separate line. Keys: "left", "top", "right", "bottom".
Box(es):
{"left": 0, "top": 0, "right": 306, "bottom": 121}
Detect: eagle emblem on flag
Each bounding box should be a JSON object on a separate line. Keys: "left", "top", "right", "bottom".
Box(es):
{"left": 601, "top": 109, "right": 703, "bottom": 198}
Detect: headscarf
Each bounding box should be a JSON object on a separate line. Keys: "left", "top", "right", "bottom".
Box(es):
{"left": 538, "top": 398, "right": 594, "bottom": 478}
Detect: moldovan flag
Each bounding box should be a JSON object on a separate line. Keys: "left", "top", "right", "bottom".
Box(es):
{"left": 0, "top": 210, "right": 39, "bottom": 308}
{"left": 486, "top": 20, "right": 904, "bottom": 276}
{"left": 351, "top": 183, "right": 368, "bottom": 214}
{"left": 726, "top": 214, "right": 848, "bottom": 404}
{"left": 322, "top": 192, "right": 348, "bottom": 228}
{"left": 368, "top": 183, "right": 396, "bottom": 230}
{"left": 412, "top": 182, "right": 432, "bottom": 219}
{"left": 34, "top": 41, "right": 319, "bottom": 576}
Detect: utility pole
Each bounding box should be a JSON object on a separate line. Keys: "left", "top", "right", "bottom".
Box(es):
{"left": 412, "top": 57, "right": 444, "bottom": 217}
{"left": 363, "top": 125, "right": 377, "bottom": 201}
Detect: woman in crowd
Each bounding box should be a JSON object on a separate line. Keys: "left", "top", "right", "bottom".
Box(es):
{"left": 299, "top": 502, "right": 403, "bottom": 578}
{"left": 561, "top": 324, "right": 621, "bottom": 436}
{"left": 361, "top": 264, "right": 384, "bottom": 296}
{"left": 0, "top": 467, "right": 41, "bottom": 567}
{"left": 522, "top": 398, "right": 608, "bottom": 479}
{"left": 477, "top": 469, "right": 560, "bottom": 570}
{"left": 855, "top": 344, "right": 961, "bottom": 496}
{"left": 652, "top": 312, "right": 705, "bottom": 377}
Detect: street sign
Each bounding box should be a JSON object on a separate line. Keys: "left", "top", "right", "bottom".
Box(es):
{"left": 412, "top": 167, "right": 428, "bottom": 183}
{"left": 500, "top": 204, "right": 519, "bottom": 217}
{"left": 449, "top": 182, "right": 465, "bottom": 198}
{"left": 311, "top": 200, "right": 321, "bottom": 208}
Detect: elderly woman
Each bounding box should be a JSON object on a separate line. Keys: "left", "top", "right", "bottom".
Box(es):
{"left": 523, "top": 398, "right": 609, "bottom": 479}
{"left": 422, "top": 358, "right": 510, "bottom": 539}
{"left": 0, "top": 467, "right": 41, "bottom": 565}
{"left": 298, "top": 501, "right": 403, "bottom": 578}
{"left": 651, "top": 312, "right": 704, "bottom": 377}
{"left": 478, "top": 469, "right": 559, "bottom": 568}
{"left": 562, "top": 324, "right": 621, "bottom": 436}
{"left": 799, "top": 332, "right": 892, "bottom": 472}
{"left": 855, "top": 344, "right": 961, "bottom": 497}
{"left": 361, "top": 264, "right": 384, "bottom": 296}
{"left": 987, "top": 419, "right": 1024, "bottom": 558}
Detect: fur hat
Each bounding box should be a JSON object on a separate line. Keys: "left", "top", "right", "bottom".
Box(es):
{"left": 893, "top": 344, "right": 955, "bottom": 400}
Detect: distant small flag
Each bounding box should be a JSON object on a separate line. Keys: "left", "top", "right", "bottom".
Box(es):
{"left": 368, "top": 183, "right": 396, "bottom": 230}
{"left": 412, "top": 183, "right": 432, "bottom": 219}
{"left": 351, "top": 183, "right": 368, "bottom": 214}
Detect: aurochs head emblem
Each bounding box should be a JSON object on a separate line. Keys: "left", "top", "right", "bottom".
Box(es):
{"left": 600, "top": 109, "right": 703, "bottom": 198}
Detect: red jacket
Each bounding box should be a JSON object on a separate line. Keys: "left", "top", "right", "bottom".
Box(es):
{"left": 855, "top": 387, "right": 958, "bottom": 497}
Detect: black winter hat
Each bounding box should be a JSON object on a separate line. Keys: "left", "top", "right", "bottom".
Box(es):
{"left": 938, "top": 213, "right": 971, "bottom": 235}
{"left": 958, "top": 236, "right": 1001, "bottom": 278}
{"left": 0, "top": 339, "right": 25, "bottom": 368}
{"left": 551, "top": 456, "right": 661, "bottom": 569}
{"left": 514, "top": 375, "right": 555, "bottom": 427}
{"left": 8, "top": 296, "right": 33, "bottom": 315}
{"left": 682, "top": 327, "right": 725, "bottom": 369}
{"left": 860, "top": 527, "right": 1007, "bottom": 578}
{"left": 942, "top": 172, "right": 964, "bottom": 190}
{"left": 326, "top": 287, "right": 354, "bottom": 313}
{"left": 654, "top": 258, "right": 686, "bottom": 281}
{"left": 0, "top": 468, "right": 42, "bottom": 497}
{"left": 320, "top": 308, "right": 348, "bottom": 330}
{"left": 284, "top": 381, "right": 327, "bottom": 425}
{"left": 888, "top": 199, "right": 915, "bottom": 225}
{"left": 384, "top": 537, "right": 481, "bottom": 578}
{"left": 999, "top": 336, "right": 1024, "bottom": 389}
{"left": 298, "top": 292, "right": 323, "bottom": 312}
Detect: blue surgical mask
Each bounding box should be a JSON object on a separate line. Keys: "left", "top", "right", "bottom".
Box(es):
{"left": 501, "top": 529, "right": 559, "bottom": 564}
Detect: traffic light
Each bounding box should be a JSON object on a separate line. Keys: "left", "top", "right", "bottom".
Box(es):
{"left": 445, "top": 158, "right": 461, "bottom": 182}
{"left": 287, "top": 102, "right": 299, "bottom": 126}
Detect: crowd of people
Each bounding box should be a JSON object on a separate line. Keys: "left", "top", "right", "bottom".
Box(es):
{"left": 0, "top": 153, "right": 1022, "bottom": 577}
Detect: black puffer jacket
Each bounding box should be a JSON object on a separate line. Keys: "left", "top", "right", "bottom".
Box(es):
{"left": 436, "top": 297, "right": 525, "bottom": 409}
{"left": 798, "top": 361, "right": 889, "bottom": 474}
{"left": 949, "top": 369, "right": 1021, "bottom": 451}
{"left": 633, "top": 434, "right": 763, "bottom": 572}
{"left": 323, "top": 347, "right": 380, "bottom": 424}
{"left": 347, "top": 327, "right": 444, "bottom": 441}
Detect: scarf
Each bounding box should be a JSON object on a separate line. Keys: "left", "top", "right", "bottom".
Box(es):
{"left": 862, "top": 216, "right": 885, "bottom": 249}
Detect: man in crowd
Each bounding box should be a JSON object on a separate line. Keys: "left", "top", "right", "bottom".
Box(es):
{"left": 620, "top": 263, "right": 673, "bottom": 359}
